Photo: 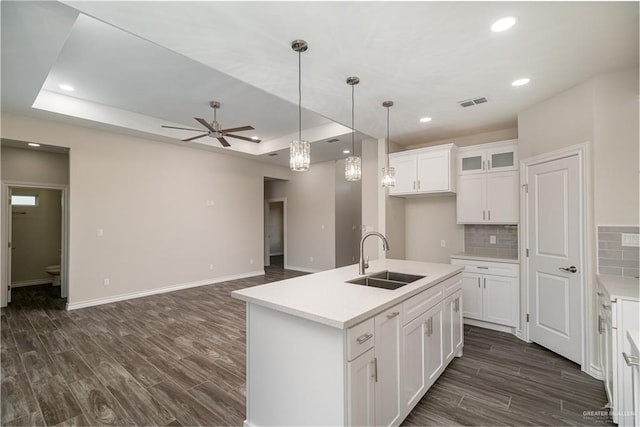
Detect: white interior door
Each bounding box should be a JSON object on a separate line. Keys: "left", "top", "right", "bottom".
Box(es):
{"left": 527, "top": 154, "right": 582, "bottom": 364}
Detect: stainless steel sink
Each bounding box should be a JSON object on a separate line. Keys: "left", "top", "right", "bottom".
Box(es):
{"left": 346, "top": 270, "right": 425, "bottom": 290}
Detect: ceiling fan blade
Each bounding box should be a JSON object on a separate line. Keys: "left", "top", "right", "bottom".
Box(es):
{"left": 195, "top": 118, "right": 217, "bottom": 133}
{"left": 162, "top": 125, "right": 204, "bottom": 132}
{"left": 217, "top": 137, "right": 231, "bottom": 147}
{"left": 182, "top": 133, "right": 208, "bottom": 142}
{"left": 219, "top": 125, "right": 254, "bottom": 133}
{"left": 225, "top": 134, "right": 261, "bottom": 143}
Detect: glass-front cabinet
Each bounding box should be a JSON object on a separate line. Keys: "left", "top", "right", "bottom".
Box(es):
{"left": 458, "top": 140, "right": 518, "bottom": 175}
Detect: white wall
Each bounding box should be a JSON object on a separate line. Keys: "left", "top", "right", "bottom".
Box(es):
{"left": 1, "top": 145, "right": 69, "bottom": 185}
{"left": 265, "top": 162, "right": 336, "bottom": 272}
{"left": 517, "top": 66, "right": 639, "bottom": 375}
{"left": 335, "top": 159, "right": 361, "bottom": 267}
{"left": 406, "top": 128, "right": 518, "bottom": 150}
{"left": 1, "top": 113, "right": 290, "bottom": 307}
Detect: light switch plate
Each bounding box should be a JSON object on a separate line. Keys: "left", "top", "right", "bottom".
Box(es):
{"left": 622, "top": 233, "right": 639, "bottom": 247}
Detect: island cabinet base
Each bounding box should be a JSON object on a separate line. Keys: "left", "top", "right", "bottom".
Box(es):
{"left": 245, "top": 303, "right": 347, "bottom": 426}
{"left": 242, "top": 272, "right": 464, "bottom": 427}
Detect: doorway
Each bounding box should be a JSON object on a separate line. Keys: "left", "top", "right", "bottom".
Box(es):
{"left": 5, "top": 184, "right": 69, "bottom": 305}
{"left": 264, "top": 198, "right": 286, "bottom": 268}
{"left": 522, "top": 143, "right": 590, "bottom": 370}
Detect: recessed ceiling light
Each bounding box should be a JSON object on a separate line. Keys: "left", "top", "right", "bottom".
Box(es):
{"left": 512, "top": 78, "right": 531, "bottom": 87}
{"left": 59, "top": 84, "right": 74, "bottom": 92}
{"left": 419, "top": 117, "right": 432, "bottom": 123}
{"left": 251, "top": 136, "right": 259, "bottom": 140}
{"left": 343, "top": 149, "right": 350, "bottom": 154}
{"left": 28, "top": 143, "right": 41, "bottom": 147}
{"left": 491, "top": 17, "right": 517, "bottom": 32}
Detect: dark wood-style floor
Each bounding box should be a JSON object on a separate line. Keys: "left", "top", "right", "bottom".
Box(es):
{"left": 1, "top": 266, "right": 612, "bottom": 426}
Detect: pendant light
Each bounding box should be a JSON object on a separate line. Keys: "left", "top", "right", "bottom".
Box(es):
{"left": 345, "top": 76, "right": 361, "bottom": 181}
{"left": 381, "top": 101, "right": 396, "bottom": 187}
{"left": 290, "top": 40, "right": 310, "bottom": 171}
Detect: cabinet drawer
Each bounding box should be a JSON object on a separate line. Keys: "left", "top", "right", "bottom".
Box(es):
{"left": 451, "top": 258, "right": 518, "bottom": 277}
{"left": 403, "top": 283, "right": 444, "bottom": 325}
{"left": 443, "top": 273, "right": 463, "bottom": 297}
{"left": 347, "top": 318, "right": 375, "bottom": 361}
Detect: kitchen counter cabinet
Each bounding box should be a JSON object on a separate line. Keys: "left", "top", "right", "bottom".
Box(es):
{"left": 232, "top": 259, "right": 464, "bottom": 426}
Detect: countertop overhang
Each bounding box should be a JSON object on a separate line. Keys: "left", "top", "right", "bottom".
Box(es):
{"left": 231, "top": 259, "right": 463, "bottom": 329}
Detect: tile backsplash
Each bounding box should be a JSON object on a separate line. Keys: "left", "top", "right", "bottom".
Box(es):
{"left": 464, "top": 225, "right": 518, "bottom": 259}
{"left": 598, "top": 226, "right": 639, "bottom": 278}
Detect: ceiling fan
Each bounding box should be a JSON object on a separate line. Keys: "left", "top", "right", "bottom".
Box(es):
{"left": 162, "top": 101, "right": 260, "bottom": 147}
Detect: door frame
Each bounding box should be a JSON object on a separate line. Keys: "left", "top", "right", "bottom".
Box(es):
{"left": 2, "top": 181, "right": 70, "bottom": 306}
{"left": 520, "top": 142, "right": 594, "bottom": 376}
{"left": 264, "top": 198, "right": 287, "bottom": 268}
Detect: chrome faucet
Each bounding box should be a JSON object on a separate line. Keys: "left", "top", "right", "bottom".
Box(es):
{"left": 359, "top": 232, "right": 390, "bottom": 275}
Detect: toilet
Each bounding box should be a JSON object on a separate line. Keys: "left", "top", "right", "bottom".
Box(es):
{"left": 46, "top": 265, "right": 61, "bottom": 286}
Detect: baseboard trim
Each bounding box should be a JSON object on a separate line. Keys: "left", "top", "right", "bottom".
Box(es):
{"left": 284, "top": 264, "right": 321, "bottom": 273}
{"left": 66, "top": 270, "right": 265, "bottom": 311}
{"left": 464, "top": 318, "right": 517, "bottom": 335}
{"left": 12, "top": 278, "right": 52, "bottom": 288}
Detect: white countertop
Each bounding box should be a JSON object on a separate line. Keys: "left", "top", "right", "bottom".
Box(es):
{"left": 450, "top": 252, "right": 519, "bottom": 264}
{"left": 231, "top": 259, "right": 463, "bottom": 330}
{"left": 597, "top": 274, "right": 640, "bottom": 302}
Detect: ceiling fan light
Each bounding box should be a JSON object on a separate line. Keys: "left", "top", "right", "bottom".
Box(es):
{"left": 345, "top": 156, "right": 362, "bottom": 181}
{"left": 290, "top": 139, "right": 310, "bottom": 171}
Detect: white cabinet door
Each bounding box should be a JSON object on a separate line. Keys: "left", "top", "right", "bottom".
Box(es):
{"left": 402, "top": 313, "right": 427, "bottom": 410}
{"left": 461, "top": 272, "right": 483, "bottom": 320}
{"left": 424, "top": 302, "right": 444, "bottom": 388}
{"left": 486, "top": 145, "right": 518, "bottom": 172}
{"left": 457, "top": 174, "right": 486, "bottom": 223}
{"left": 375, "top": 307, "right": 402, "bottom": 427}
{"left": 443, "top": 295, "right": 455, "bottom": 363}
{"left": 483, "top": 275, "right": 518, "bottom": 327}
{"left": 486, "top": 171, "right": 519, "bottom": 223}
{"left": 452, "top": 290, "right": 464, "bottom": 356}
{"left": 416, "top": 150, "right": 449, "bottom": 192}
{"left": 348, "top": 348, "right": 376, "bottom": 426}
{"left": 389, "top": 155, "right": 416, "bottom": 194}
{"left": 458, "top": 148, "right": 485, "bottom": 175}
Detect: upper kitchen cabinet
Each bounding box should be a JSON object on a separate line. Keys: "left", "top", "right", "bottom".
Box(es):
{"left": 456, "top": 140, "right": 519, "bottom": 224}
{"left": 389, "top": 144, "right": 457, "bottom": 197}
{"left": 458, "top": 139, "right": 518, "bottom": 175}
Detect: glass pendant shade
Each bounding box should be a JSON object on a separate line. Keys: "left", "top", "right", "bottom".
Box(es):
{"left": 381, "top": 166, "right": 395, "bottom": 187}
{"left": 290, "top": 139, "right": 310, "bottom": 171}
{"left": 345, "top": 156, "right": 362, "bottom": 181}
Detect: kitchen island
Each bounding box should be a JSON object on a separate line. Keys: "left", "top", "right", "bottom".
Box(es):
{"left": 232, "top": 258, "right": 464, "bottom": 426}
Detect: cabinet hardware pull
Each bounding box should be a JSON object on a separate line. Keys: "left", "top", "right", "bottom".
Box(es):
{"left": 454, "top": 298, "right": 459, "bottom": 312}
{"left": 622, "top": 352, "right": 640, "bottom": 366}
{"left": 477, "top": 277, "right": 481, "bottom": 288}
{"left": 372, "top": 357, "right": 378, "bottom": 381}
{"left": 357, "top": 332, "right": 373, "bottom": 344}
{"left": 488, "top": 210, "right": 491, "bottom": 221}
{"left": 602, "top": 303, "right": 611, "bottom": 310}
{"left": 387, "top": 311, "right": 400, "bottom": 319}
{"left": 429, "top": 318, "right": 433, "bottom": 336}
{"left": 417, "top": 180, "right": 421, "bottom": 190}
{"left": 483, "top": 278, "right": 486, "bottom": 289}
{"left": 597, "top": 291, "right": 604, "bottom": 296}
{"left": 483, "top": 210, "right": 486, "bottom": 220}
{"left": 413, "top": 181, "right": 416, "bottom": 190}
{"left": 477, "top": 266, "right": 489, "bottom": 269}
{"left": 488, "top": 160, "right": 491, "bottom": 169}
{"left": 598, "top": 315, "right": 603, "bottom": 334}
{"left": 482, "top": 160, "right": 485, "bottom": 170}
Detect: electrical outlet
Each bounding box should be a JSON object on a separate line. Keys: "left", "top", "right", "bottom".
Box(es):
{"left": 209, "top": 264, "right": 214, "bottom": 271}
{"left": 250, "top": 259, "right": 254, "bottom": 265}
{"left": 103, "top": 278, "right": 110, "bottom": 286}
{"left": 97, "top": 229, "right": 104, "bottom": 237}
{"left": 440, "top": 240, "right": 446, "bottom": 247}
{"left": 309, "top": 256, "right": 314, "bottom": 262}
{"left": 622, "top": 233, "right": 640, "bottom": 247}
{"left": 206, "top": 200, "right": 215, "bottom": 207}
{"left": 490, "top": 235, "right": 497, "bottom": 244}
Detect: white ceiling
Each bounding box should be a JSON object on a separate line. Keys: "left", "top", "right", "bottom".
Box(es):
{"left": 2, "top": 1, "right": 638, "bottom": 164}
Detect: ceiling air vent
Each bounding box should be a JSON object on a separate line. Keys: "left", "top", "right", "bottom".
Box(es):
{"left": 327, "top": 138, "right": 340, "bottom": 143}
{"left": 267, "top": 153, "right": 278, "bottom": 157}
{"left": 458, "top": 97, "right": 488, "bottom": 108}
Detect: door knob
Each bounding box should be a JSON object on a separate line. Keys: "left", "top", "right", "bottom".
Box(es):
{"left": 559, "top": 266, "right": 577, "bottom": 273}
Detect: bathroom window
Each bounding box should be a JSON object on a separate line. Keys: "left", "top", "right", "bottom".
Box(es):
{"left": 11, "top": 195, "right": 38, "bottom": 207}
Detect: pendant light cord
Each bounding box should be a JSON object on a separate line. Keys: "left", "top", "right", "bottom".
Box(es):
{"left": 386, "top": 106, "right": 390, "bottom": 168}
{"left": 298, "top": 50, "right": 302, "bottom": 142}
{"left": 351, "top": 83, "right": 355, "bottom": 155}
